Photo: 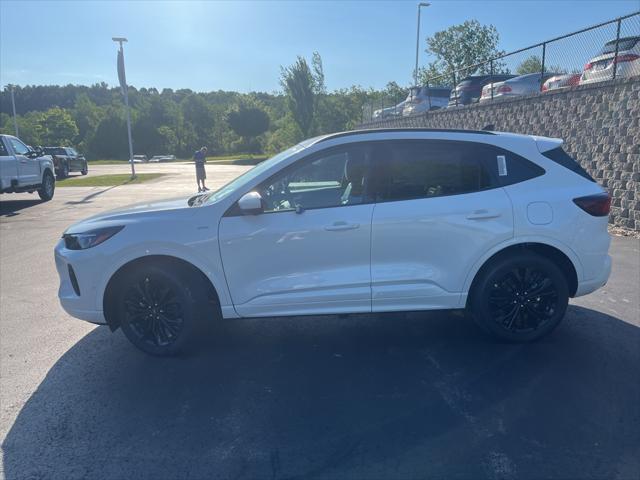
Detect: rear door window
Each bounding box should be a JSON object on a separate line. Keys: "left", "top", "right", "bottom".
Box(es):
{"left": 370, "top": 140, "right": 494, "bottom": 202}
{"left": 0, "top": 138, "right": 8, "bottom": 156}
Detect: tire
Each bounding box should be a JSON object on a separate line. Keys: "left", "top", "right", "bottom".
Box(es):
{"left": 116, "top": 265, "right": 208, "bottom": 356}
{"left": 81, "top": 161, "right": 88, "bottom": 175}
{"left": 57, "top": 162, "right": 69, "bottom": 179}
{"left": 469, "top": 252, "right": 569, "bottom": 342}
{"left": 38, "top": 170, "right": 55, "bottom": 201}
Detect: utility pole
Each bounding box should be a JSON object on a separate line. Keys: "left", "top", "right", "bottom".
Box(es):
{"left": 112, "top": 37, "right": 135, "bottom": 178}
{"left": 9, "top": 85, "right": 19, "bottom": 137}
{"left": 414, "top": 2, "right": 431, "bottom": 87}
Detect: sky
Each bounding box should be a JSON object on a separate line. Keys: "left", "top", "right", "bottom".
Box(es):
{"left": 1, "top": 0, "right": 638, "bottom": 93}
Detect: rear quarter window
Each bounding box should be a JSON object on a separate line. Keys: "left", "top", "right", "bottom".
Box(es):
{"left": 0, "top": 138, "right": 8, "bottom": 156}
{"left": 542, "top": 148, "right": 594, "bottom": 182}
{"left": 472, "top": 144, "right": 546, "bottom": 187}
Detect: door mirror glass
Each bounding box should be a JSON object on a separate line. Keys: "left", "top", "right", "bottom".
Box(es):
{"left": 238, "top": 191, "right": 263, "bottom": 215}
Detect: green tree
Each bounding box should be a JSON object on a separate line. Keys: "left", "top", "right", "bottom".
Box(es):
{"left": 225, "top": 100, "right": 270, "bottom": 153}
{"left": 516, "top": 55, "right": 543, "bottom": 75}
{"left": 280, "top": 56, "right": 316, "bottom": 137}
{"left": 40, "top": 107, "right": 79, "bottom": 145}
{"left": 419, "top": 20, "right": 505, "bottom": 84}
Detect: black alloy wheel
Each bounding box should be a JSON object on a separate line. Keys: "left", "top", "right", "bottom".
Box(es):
{"left": 471, "top": 253, "right": 568, "bottom": 342}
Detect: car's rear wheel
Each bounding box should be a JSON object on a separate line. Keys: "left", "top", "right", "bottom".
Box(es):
{"left": 58, "top": 162, "right": 69, "bottom": 179}
{"left": 117, "top": 265, "right": 205, "bottom": 356}
{"left": 470, "top": 253, "right": 568, "bottom": 342}
{"left": 38, "top": 170, "right": 55, "bottom": 201}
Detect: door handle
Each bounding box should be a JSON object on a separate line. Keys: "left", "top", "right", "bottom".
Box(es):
{"left": 466, "top": 209, "right": 501, "bottom": 220}
{"left": 324, "top": 221, "right": 360, "bottom": 231}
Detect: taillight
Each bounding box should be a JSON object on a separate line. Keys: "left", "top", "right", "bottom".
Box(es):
{"left": 568, "top": 74, "right": 580, "bottom": 86}
{"left": 573, "top": 193, "right": 611, "bottom": 217}
{"left": 541, "top": 83, "right": 548, "bottom": 92}
{"left": 614, "top": 53, "right": 640, "bottom": 64}
{"left": 497, "top": 85, "right": 512, "bottom": 94}
{"left": 584, "top": 62, "right": 593, "bottom": 70}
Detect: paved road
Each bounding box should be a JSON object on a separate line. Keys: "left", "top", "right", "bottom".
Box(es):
{"left": 1, "top": 163, "right": 638, "bottom": 480}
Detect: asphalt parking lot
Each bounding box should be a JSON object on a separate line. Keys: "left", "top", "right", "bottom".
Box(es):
{"left": 0, "top": 162, "right": 639, "bottom": 480}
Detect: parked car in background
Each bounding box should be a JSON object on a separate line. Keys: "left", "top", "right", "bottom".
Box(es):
{"left": 402, "top": 86, "right": 452, "bottom": 116}
{"left": 580, "top": 36, "right": 640, "bottom": 85}
{"left": 56, "top": 128, "right": 611, "bottom": 355}
{"left": 149, "top": 155, "right": 177, "bottom": 162}
{"left": 43, "top": 146, "right": 88, "bottom": 178}
{"left": 373, "top": 101, "right": 406, "bottom": 119}
{"left": 133, "top": 155, "right": 148, "bottom": 163}
{"left": 448, "top": 74, "right": 516, "bottom": 107}
{"left": 480, "top": 73, "right": 561, "bottom": 102}
{"left": 541, "top": 73, "right": 581, "bottom": 92}
{"left": 1, "top": 134, "right": 56, "bottom": 201}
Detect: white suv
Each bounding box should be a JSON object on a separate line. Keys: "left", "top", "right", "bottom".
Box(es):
{"left": 55, "top": 129, "right": 612, "bottom": 355}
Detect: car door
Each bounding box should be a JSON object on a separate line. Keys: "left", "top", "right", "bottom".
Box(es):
{"left": 68, "top": 148, "right": 80, "bottom": 170}
{"left": 8, "top": 137, "right": 39, "bottom": 186}
{"left": 0, "top": 137, "right": 18, "bottom": 190}
{"left": 219, "top": 143, "right": 375, "bottom": 317}
{"left": 369, "top": 140, "right": 514, "bottom": 311}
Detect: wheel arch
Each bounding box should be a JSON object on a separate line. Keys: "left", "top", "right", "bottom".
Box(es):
{"left": 464, "top": 241, "right": 580, "bottom": 308}
{"left": 102, "top": 254, "right": 221, "bottom": 331}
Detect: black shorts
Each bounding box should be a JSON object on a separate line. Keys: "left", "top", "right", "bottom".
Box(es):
{"left": 196, "top": 163, "right": 206, "bottom": 180}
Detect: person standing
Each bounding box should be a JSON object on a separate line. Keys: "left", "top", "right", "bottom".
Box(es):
{"left": 194, "top": 146, "right": 208, "bottom": 192}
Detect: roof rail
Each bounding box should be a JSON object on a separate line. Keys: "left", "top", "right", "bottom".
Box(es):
{"left": 316, "top": 128, "right": 495, "bottom": 143}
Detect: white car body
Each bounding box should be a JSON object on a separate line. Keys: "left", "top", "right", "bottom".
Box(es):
{"left": 542, "top": 73, "right": 581, "bottom": 92}
{"left": 0, "top": 134, "right": 55, "bottom": 197}
{"left": 373, "top": 101, "right": 406, "bottom": 120}
{"left": 55, "top": 129, "right": 611, "bottom": 349}
{"left": 580, "top": 35, "right": 640, "bottom": 85}
{"left": 480, "top": 73, "right": 560, "bottom": 102}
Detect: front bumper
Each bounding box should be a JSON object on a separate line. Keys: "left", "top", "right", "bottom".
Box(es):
{"left": 55, "top": 239, "right": 107, "bottom": 324}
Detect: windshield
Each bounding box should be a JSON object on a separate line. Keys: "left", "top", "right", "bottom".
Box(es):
{"left": 199, "top": 137, "right": 321, "bottom": 205}
{"left": 600, "top": 37, "right": 638, "bottom": 54}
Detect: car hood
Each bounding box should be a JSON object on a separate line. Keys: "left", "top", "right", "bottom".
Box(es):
{"left": 64, "top": 195, "right": 198, "bottom": 234}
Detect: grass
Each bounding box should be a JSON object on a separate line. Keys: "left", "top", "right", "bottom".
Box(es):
{"left": 88, "top": 159, "right": 187, "bottom": 165}
{"left": 206, "top": 154, "right": 269, "bottom": 165}
{"left": 57, "top": 173, "right": 166, "bottom": 187}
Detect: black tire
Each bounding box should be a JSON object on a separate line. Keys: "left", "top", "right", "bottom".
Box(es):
{"left": 58, "top": 162, "right": 69, "bottom": 179}
{"left": 38, "top": 170, "right": 55, "bottom": 201}
{"left": 81, "top": 161, "right": 88, "bottom": 175}
{"left": 469, "top": 252, "right": 569, "bottom": 342}
{"left": 116, "top": 265, "right": 208, "bottom": 356}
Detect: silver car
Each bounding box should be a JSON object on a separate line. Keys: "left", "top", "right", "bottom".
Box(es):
{"left": 480, "top": 73, "right": 559, "bottom": 102}
{"left": 373, "top": 101, "right": 406, "bottom": 120}
{"left": 402, "top": 86, "right": 452, "bottom": 116}
{"left": 580, "top": 36, "right": 640, "bottom": 85}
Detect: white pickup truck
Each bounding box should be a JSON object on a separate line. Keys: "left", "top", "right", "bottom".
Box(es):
{"left": 0, "top": 134, "right": 56, "bottom": 201}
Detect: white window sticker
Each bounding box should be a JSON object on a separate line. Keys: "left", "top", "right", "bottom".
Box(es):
{"left": 497, "top": 155, "right": 507, "bottom": 176}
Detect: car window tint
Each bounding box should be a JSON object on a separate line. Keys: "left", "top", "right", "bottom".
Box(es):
{"left": 258, "top": 146, "right": 369, "bottom": 212}
{"left": 478, "top": 144, "right": 546, "bottom": 186}
{"left": 542, "top": 147, "right": 594, "bottom": 182}
{"left": 0, "top": 139, "right": 8, "bottom": 156}
{"left": 371, "top": 141, "right": 492, "bottom": 202}
{"left": 9, "top": 138, "right": 29, "bottom": 155}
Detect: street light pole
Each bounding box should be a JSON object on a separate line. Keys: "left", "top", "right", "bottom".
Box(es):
{"left": 112, "top": 37, "right": 135, "bottom": 178}
{"left": 414, "top": 2, "right": 431, "bottom": 87}
{"left": 9, "top": 85, "right": 19, "bottom": 137}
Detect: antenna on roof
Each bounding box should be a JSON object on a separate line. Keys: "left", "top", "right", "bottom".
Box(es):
{"left": 482, "top": 124, "right": 495, "bottom": 131}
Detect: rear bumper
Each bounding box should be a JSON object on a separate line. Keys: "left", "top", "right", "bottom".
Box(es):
{"left": 575, "top": 254, "right": 612, "bottom": 297}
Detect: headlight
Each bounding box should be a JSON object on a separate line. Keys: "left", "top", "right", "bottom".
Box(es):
{"left": 63, "top": 226, "right": 124, "bottom": 250}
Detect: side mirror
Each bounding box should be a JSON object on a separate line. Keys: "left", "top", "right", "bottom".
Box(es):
{"left": 238, "top": 191, "right": 263, "bottom": 215}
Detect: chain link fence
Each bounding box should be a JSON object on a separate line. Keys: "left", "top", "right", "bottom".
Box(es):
{"left": 363, "top": 12, "right": 639, "bottom": 123}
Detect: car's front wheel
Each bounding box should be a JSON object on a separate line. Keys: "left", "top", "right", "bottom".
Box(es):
{"left": 38, "top": 170, "right": 55, "bottom": 201}
{"left": 58, "top": 162, "right": 69, "bottom": 179}
{"left": 81, "top": 162, "right": 88, "bottom": 175}
{"left": 116, "top": 265, "right": 205, "bottom": 356}
{"left": 470, "top": 252, "right": 569, "bottom": 342}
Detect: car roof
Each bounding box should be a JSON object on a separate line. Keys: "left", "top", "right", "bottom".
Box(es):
{"left": 316, "top": 128, "right": 496, "bottom": 144}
